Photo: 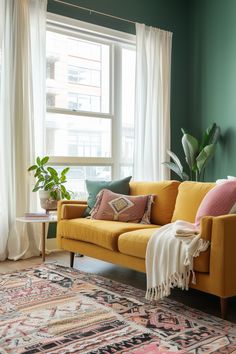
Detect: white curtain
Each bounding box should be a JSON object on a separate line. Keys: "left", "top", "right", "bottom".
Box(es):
{"left": 133, "top": 23, "right": 172, "bottom": 181}
{"left": 0, "top": 0, "right": 47, "bottom": 260}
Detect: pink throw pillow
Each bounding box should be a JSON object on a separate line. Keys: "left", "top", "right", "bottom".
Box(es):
{"left": 195, "top": 181, "right": 236, "bottom": 226}
{"left": 90, "top": 189, "right": 154, "bottom": 224}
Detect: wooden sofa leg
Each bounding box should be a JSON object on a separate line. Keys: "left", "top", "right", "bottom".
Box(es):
{"left": 220, "top": 297, "right": 228, "bottom": 320}
{"left": 70, "top": 252, "right": 75, "bottom": 268}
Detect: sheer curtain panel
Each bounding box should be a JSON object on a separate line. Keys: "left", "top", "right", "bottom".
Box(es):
{"left": 0, "top": 0, "right": 47, "bottom": 260}
{"left": 133, "top": 23, "right": 172, "bottom": 181}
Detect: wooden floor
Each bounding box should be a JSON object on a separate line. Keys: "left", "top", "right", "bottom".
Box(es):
{"left": 1, "top": 251, "right": 236, "bottom": 323}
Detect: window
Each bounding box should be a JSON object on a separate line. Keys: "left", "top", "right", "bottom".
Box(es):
{"left": 68, "top": 92, "right": 100, "bottom": 111}
{"left": 46, "top": 14, "right": 136, "bottom": 199}
{"left": 46, "top": 93, "right": 56, "bottom": 108}
{"left": 46, "top": 60, "right": 55, "bottom": 79}
{"left": 68, "top": 65, "right": 100, "bottom": 87}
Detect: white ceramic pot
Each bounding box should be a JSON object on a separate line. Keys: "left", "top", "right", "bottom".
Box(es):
{"left": 39, "top": 190, "right": 58, "bottom": 210}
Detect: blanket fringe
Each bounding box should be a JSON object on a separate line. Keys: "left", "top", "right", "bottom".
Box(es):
{"left": 145, "top": 271, "right": 191, "bottom": 300}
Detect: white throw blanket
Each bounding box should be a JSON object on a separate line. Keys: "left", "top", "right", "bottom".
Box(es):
{"left": 145, "top": 220, "right": 210, "bottom": 301}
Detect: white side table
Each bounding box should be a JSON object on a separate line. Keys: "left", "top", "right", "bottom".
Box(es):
{"left": 16, "top": 214, "right": 57, "bottom": 262}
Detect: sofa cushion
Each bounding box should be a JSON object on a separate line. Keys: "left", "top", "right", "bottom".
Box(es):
{"left": 91, "top": 189, "right": 154, "bottom": 224}
{"left": 171, "top": 181, "right": 215, "bottom": 223}
{"left": 195, "top": 181, "right": 236, "bottom": 226}
{"left": 118, "top": 224, "right": 211, "bottom": 273}
{"left": 85, "top": 176, "right": 132, "bottom": 216}
{"left": 58, "top": 218, "right": 156, "bottom": 251}
{"left": 129, "top": 180, "right": 180, "bottom": 225}
{"left": 118, "top": 228, "right": 160, "bottom": 259}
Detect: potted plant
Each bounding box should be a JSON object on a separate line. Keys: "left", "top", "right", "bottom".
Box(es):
{"left": 28, "top": 156, "right": 71, "bottom": 210}
{"left": 163, "top": 123, "right": 221, "bottom": 181}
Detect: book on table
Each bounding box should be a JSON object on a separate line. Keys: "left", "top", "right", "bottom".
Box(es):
{"left": 24, "top": 212, "right": 49, "bottom": 218}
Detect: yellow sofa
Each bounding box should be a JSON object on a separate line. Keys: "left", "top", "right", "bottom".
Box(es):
{"left": 57, "top": 180, "right": 236, "bottom": 318}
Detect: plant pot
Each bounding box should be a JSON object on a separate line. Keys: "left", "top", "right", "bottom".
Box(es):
{"left": 39, "top": 190, "right": 58, "bottom": 210}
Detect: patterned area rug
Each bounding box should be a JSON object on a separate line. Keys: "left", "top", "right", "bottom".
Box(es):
{"left": 0, "top": 264, "right": 236, "bottom": 353}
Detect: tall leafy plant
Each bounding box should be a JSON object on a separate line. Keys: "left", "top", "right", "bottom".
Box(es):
{"left": 163, "top": 123, "right": 221, "bottom": 181}
{"left": 28, "top": 156, "right": 71, "bottom": 200}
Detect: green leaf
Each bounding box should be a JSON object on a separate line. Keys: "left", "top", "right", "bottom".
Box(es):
{"left": 182, "top": 172, "right": 190, "bottom": 181}
{"left": 181, "top": 128, "right": 187, "bottom": 135}
{"left": 167, "top": 150, "right": 183, "bottom": 173}
{"left": 182, "top": 133, "right": 199, "bottom": 170}
{"left": 196, "top": 144, "right": 216, "bottom": 173}
{"left": 36, "top": 156, "right": 41, "bottom": 166}
{"left": 44, "top": 181, "right": 54, "bottom": 191}
{"left": 49, "top": 190, "right": 57, "bottom": 200}
{"left": 200, "top": 123, "right": 221, "bottom": 150}
{"left": 47, "top": 167, "right": 58, "bottom": 176}
{"left": 34, "top": 180, "right": 41, "bottom": 189}
{"left": 32, "top": 186, "right": 41, "bottom": 192}
{"left": 60, "top": 185, "right": 66, "bottom": 193}
{"left": 28, "top": 164, "right": 37, "bottom": 171}
{"left": 65, "top": 192, "right": 71, "bottom": 200}
{"left": 61, "top": 167, "right": 70, "bottom": 175}
{"left": 34, "top": 169, "right": 41, "bottom": 178}
{"left": 41, "top": 156, "right": 49, "bottom": 165}
{"left": 208, "top": 124, "right": 220, "bottom": 145}
{"left": 162, "top": 162, "right": 189, "bottom": 181}
{"left": 60, "top": 174, "right": 66, "bottom": 183}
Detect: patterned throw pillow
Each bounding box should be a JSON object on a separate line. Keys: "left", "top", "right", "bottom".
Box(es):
{"left": 195, "top": 180, "right": 236, "bottom": 226}
{"left": 84, "top": 176, "right": 132, "bottom": 216}
{"left": 90, "top": 189, "right": 155, "bottom": 224}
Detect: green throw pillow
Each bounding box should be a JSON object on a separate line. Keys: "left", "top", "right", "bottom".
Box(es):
{"left": 84, "top": 176, "right": 132, "bottom": 216}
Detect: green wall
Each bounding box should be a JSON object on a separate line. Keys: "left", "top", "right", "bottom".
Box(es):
{"left": 49, "top": 0, "right": 236, "bottom": 181}
{"left": 47, "top": 0, "right": 189, "bottom": 161}
{"left": 188, "top": 0, "right": 236, "bottom": 180}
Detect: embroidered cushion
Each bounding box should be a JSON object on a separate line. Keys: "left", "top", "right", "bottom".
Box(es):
{"left": 84, "top": 176, "right": 132, "bottom": 216}
{"left": 195, "top": 181, "right": 236, "bottom": 226}
{"left": 90, "top": 189, "right": 154, "bottom": 224}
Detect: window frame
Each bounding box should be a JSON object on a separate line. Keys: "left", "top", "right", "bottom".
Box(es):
{"left": 46, "top": 13, "right": 135, "bottom": 180}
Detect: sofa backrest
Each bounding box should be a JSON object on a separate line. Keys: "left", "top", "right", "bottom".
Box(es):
{"left": 171, "top": 181, "right": 215, "bottom": 223}
{"left": 129, "top": 180, "right": 180, "bottom": 225}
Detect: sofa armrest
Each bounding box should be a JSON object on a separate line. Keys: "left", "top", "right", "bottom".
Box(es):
{"left": 209, "top": 214, "right": 236, "bottom": 296}
{"left": 200, "top": 216, "right": 213, "bottom": 241}
{"left": 62, "top": 204, "right": 87, "bottom": 219}
{"left": 57, "top": 200, "right": 87, "bottom": 221}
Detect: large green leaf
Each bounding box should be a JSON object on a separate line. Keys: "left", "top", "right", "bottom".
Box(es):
{"left": 196, "top": 144, "right": 216, "bottom": 173}
{"left": 162, "top": 162, "right": 189, "bottom": 181}
{"left": 182, "top": 133, "right": 199, "bottom": 170}
{"left": 208, "top": 124, "right": 220, "bottom": 145}
{"left": 167, "top": 150, "right": 183, "bottom": 173}
{"left": 200, "top": 123, "right": 221, "bottom": 150}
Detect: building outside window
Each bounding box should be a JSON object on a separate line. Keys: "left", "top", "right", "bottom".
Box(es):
{"left": 68, "top": 65, "right": 100, "bottom": 87}
{"left": 46, "top": 60, "right": 55, "bottom": 79}
{"left": 68, "top": 92, "right": 100, "bottom": 112}
{"left": 46, "top": 14, "right": 136, "bottom": 199}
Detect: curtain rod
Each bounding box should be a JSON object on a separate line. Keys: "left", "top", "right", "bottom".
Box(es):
{"left": 52, "top": 0, "right": 136, "bottom": 25}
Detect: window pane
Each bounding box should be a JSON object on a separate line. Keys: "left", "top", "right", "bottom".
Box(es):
{"left": 121, "top": 48, "right": 135, "bottom": 165}
{"left": 46, "top": 113, "right": 111, "bottom": 157}
{"left": 54, "top": 165, "right": 112, "bottom": 199}
{"left": 46, "top": 31, "right": 110, "bottom": 113}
